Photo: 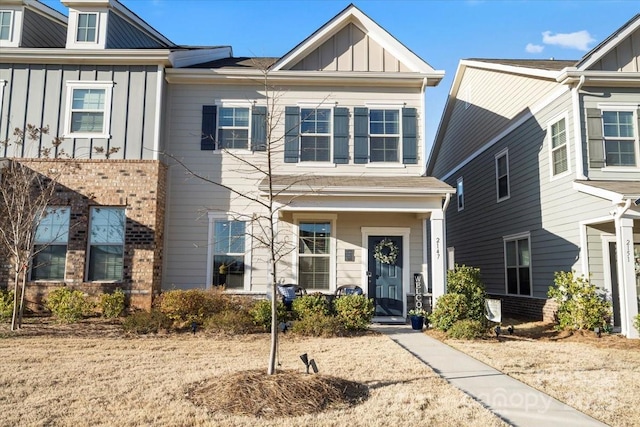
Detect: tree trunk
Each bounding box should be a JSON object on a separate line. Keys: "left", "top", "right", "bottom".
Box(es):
{"left": 10, "top": 267, "right": 20, "bottom": 331}
{"left": 267, "top": 259, "right": 278, "bottom": 375}
{"left": 17, "top": 266, "right": 27, "bottom": 328}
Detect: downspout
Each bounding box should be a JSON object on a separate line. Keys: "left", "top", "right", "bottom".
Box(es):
{"left": 421, "top": 77, "right": 428, "bottom": 176}
{"left": 153, "top": 64, "right": 165, "bottom": 159}
{"left": 572, "top": 75, "right": 587, "bottom": 180}
{"left": 442, "top": 192, "right": 451, "bottom": 272}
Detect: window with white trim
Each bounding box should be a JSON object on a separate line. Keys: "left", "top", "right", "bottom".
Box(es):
{"left": 218, "top": 107, "right": 250, "bottom": 149}
{"left": 603, "top": 110, "right": 637, "bottom": 167}
{"left": 369, "top": 109, "right": 399, "bottom": 162}
{"left": 298, "top": 221, "right": 331, "bottom": 290}
{"left": 0, "top": 10, "right": 12, "bottom": 41}
{"left": 87, "top": 207, "right": 125, "bottom": 281}
{"left": 76, "top": 13, "right": 98, "bottom": 43}
{"left": 64, "top": 81, "right": 113, "bottom": 138}
{"left": 32, "top": 207, "right": 69, "bottom": 281}
{"left": 495, "top": 149, "right": 510, "bottom": 201}
{"left": 549, "top": 117, "right": 569, "bottom": 176}
{"left": 504, "top": 234, "right": 531, "bottom": 296}
{"left": 456, "top": 177, "right": 464, "bottom": 211}
{"left": 212, "top": 220, "right": 246, "bottom": 289}
{"left": 300, "top": 108, "right": 331, "bottom": 162}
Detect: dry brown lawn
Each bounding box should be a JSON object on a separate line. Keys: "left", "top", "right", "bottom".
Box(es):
{"left": 431, "top": 319, "right": 640, "bottom": 427}
{"left": 0, "top": 319, "right": 505, "bottom": 427}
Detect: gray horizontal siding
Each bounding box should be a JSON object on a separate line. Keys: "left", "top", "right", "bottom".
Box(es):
{"left": 106, "top": 11, "right": 166, "bottom": 49}
{"left": 21, "top": 9, "right": 66, "bottom": 48}
{"left": 0, "top": 63, "right": 159, "bottom": 160}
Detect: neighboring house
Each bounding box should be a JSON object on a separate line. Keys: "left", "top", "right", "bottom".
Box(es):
{"left": 1, "top": 1, "right": 454, "bottom": 320}
{"left": 427, "top": 15, "right": 640, "bottom": 337}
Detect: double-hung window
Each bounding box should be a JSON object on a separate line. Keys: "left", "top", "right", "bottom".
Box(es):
{"left": 300, "top": 108, "right": 331, "bottom": 162}
{"left": 369, "top": 109, "right": 400, "bottom": 162}
{"left": 212, "top": 220, "right": 246, "bottom": 289}
{"left": 87, "top": 207, "right": 125, "bottom": 281}
{"left": 549, "top": 117, "right": 569, "bottom": 176}
{"left": 603, "top": 110, "right": 637, "bottom": 167}
{"left": 218, "top": 107, "right": 250, "bottom": 149}
{"left": 495, "top": 149, "right": 510, "bottom": 201}
{"left": 0, "top": 10, "right": 12, "bottom": 41}
{"left": 32, "top": 207, "right": 69, "bottom": 281}
{"left": 76, "top": 13, "right": 98, "bottom": 43}
{"left": 65, "top": 81, "right": 113, "bottom": 138}
{"left": 298, "top": 222, "right": 331, "bottom": 290}
{"left": 504, "top": 234, "right": 531, "bottom": 296}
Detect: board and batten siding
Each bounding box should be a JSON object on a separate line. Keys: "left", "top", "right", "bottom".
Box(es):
{"left": 0, "top": 63, "right": 160, "bottom": 160}
{"left": 589, "top": 30, "right": 640, "bottom": 72}
{"left": 21, "top": 8, "right": 66, "bottom": 48}
{"left": 431, "top": 66, "right": 561, "bottom": 178}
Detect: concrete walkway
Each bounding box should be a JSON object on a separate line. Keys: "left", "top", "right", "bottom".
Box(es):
{"left": 372, "top": 325, "right": 609, "bottom": 427}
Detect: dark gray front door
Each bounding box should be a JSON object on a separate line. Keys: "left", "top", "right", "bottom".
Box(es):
{"left": 368, "top": 235, "right": 403, "bottom": 316}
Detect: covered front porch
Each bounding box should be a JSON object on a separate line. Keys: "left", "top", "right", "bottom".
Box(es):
{"left": 260, "top": 175, "right": 455, "bottom": 320}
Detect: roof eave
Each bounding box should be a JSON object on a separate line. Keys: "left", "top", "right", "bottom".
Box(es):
{"left": 0, "top": 48, "right": 172, "bottom": 65}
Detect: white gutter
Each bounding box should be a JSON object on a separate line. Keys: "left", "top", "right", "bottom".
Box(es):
{"left": 442, "top": 192, "right": 451, "bottom": 212}
{"left": 572, "top": 75, "right": 587, "bottom": 180}
{"left": 152, "top": 64, "right": 164, "bottom": 159}
{"left": 421, "top": 77, "right": 428, "bottom": 176}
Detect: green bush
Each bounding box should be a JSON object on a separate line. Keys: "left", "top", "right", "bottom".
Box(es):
{"left": 447, "top": 264, "right": 487, "bottom": 323}
{"left": 99, "top": 289, "right": 126, "bottom": 318}
{"left": 122, "top": 310, "right": 172, "bottom": 334}
{"left": 634, "top": 314, "right": 640, "bottom": 334}
{"left": 203, "top": 309, "right": 257, "bottom": 334}
{"left": 447, "top": 319, "right": 486, "bottom": 339}
{"left": 0, "top": 290, "right": 14, "bottom": 320}
{"left": 333, "top": 294, "right": 374, "bottom": 331}
{"left": 249, "top": 299, "right": 289, "bottom": 331}
{"left": 292, "top": 293, "right": 330, "bottom": 319}
{"left": 46, "top": 287, "right": 91, "bottom": 323}
{"left": 431, "top": 293, "right": 468, "bottom": 331}
{"left": 547, "top": 271, "right": 612, "bottom": 331}
{"left": 291, "top": 312, "right": 345, "bottom": 337}
{"left": 158, "top": 289, "right": 228, "bottom": 323}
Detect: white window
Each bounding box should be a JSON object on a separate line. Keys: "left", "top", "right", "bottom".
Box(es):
{"left": 0, "top": 10, "right": 12, "bottom": 41}
{"left": 602, "top": 110, "right": 638, "bottom": 167}
{"left": 76, "top": 13, "right": 98, "bottom": 43}
{"left": 212, "top": 219, "right": 246, "bottom": 289}
{"left": 218, "top": 107, "right": 250, "bottom": 149}
{"left": 456, "top": 177, "right": 464, "bottom": 211}
{"left": 300, "top": 108, "right": 331, "bottom": 162}
{"left": 369, "top": 109, "right": 400, "bottom": 162}
{"left": 297, "top": 221, "right": 332, "bottom": 290}
{"left": 549, "top": 117, "right": 569, "bottom": 176}
{"left": 504, "top": 233, "right": 531, "bottom": 296}
{"left": 32, "top": 207, "right": 70, "bottom": 281}
{"left": 64, "top": 81, "right": 113, "bottom": 138}
{"left": 495, "top": 149, "right": 510, "bottom": 202}
{"left": 87, "top": 207, "right": 125, "bottom": 281}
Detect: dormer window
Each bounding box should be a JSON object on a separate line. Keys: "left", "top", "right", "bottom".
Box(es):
{"left": 0, "top": 11, "right": 13, "bottom": 41}
{"left": 76, "top": 13, "right": 97, "bottom": 43}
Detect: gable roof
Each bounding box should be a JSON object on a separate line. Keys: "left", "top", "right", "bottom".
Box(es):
{"left": 577, "top": 13, "right": 640, "bottom": 70}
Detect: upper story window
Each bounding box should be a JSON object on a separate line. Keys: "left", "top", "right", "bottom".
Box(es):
{"left": 369, "top": 109, "right": 400, "bottom": 162}
{"left": 299, "top": 108, "right": 331, "bottom": 162}
{"left": 64, "top": 81, "right": 113, "bottom": 138}
{"left": 32, "top": 207, "right": 70, "bottom": 281}
{"left": 456, "top": 177, "right": 464, "bottom": 211}
{"left": 549, "top": 117, "right": 569, "bottom": 176}
{"left": 218, "top": 107, "right": 250, "bottom": 149}
{"left": 76, "top": 13, "right": 98, "bottom": 43}
{"left": 495, "top": 149, "right": 510, "bottom": 202}
{"left": 87, "top": 207, "right": 125, "bottom": 282}
{"left": 201, "top": 104, "right": 266, "bottom": 152}
{"left": 504, "top": 233, "right": 531, "bottom": 296}
{"left": 603, "top": 110, "right": 637, "bottom": 167}
{"left": 0, "top": 10, "right": 13, "bottom": 41}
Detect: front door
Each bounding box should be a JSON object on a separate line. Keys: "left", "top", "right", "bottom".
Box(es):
{"left": 368, "top": 235, "right": 403, "bottom": 316}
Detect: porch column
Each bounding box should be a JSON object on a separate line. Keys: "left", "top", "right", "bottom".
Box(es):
{"left": 430, "top": 210, "right": 446, "bottom": 304}
{"left": 615, "top": 215, "right": 638, "bottom": 338}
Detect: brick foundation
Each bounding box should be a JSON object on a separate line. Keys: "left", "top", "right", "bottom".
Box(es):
{"left": 0, "top": 159, "right": 166, "bottom": 312}
{"left": 487, "top": 293, "right": 558, "bottom": 322}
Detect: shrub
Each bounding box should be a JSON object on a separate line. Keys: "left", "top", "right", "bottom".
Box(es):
{"left": 291, "top": 312, "right": 345, "bottom": 337}
{"left": 99, "top": 289, "right": 126, "bottom": 319}
{"left": 292, "top": 293, "right": 331, "bottom": 319}
{"left": 122, "top": 310, "right": 172, "bottom": 334}
{"left": 0, "top": 290, "right": 14, "bottom": 320}
{"left": 333, "top": 294, "right": 374, "bottom": 331}
{"left": 203, "top": 309, "right": 257, "bottom": 334}
{"left": 547, "top": 271, "right": 612, "bottom": 331}
{"left": 634, "top": 314, "right": 640, "bottom": 334}
{"left": 447, "top": 264, "right": 487, "bottom": 323}
{"left": 46, "top": 287, "right": 91, "bottom": 323}
{"left": 431, "top": 293, "right": 468, "bottom": 331}
{"left": 249, "top": 299, "right": 289, "bottom": 331}
{"left": 158, "top": 289, "right": 228, "bottom": 323}
{"left": 447, "top": 319, "right": 486, "bottom": 339}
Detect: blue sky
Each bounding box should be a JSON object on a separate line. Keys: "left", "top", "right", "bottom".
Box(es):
{"left": 41, "top": 0, "right": 640, "bottom": 149}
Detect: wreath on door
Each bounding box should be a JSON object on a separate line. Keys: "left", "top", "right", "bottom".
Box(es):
{"left": 373, "top": 238, "right": 399, "bottom": 265}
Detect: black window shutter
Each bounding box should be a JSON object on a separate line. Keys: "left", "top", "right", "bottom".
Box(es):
{"left": 251, "top": 106, "right": 267, "bottom": 151}
{"left": 284, "top": 106, "right": 300, "bottom": 163}
{"left": 333, "top": 107, "right": 349, "bottom": 164}
{"left": 353, "top": 107, "right": 369, "bottom": 164}
{"left": 586, "top": 108, "right": 604, "bottom": 168}
{"left": 402, "top": 107, "right": 417, "bottom": 164}
{"left": 201, "top": 105, "right": 217, "bottom": 150}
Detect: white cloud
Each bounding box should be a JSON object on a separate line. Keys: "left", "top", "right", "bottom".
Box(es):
{"left": 525, "top": 43, "right": 544, "bottom": 53}
{"left": 542, "top": 30, "right": 595, "bottom": 51}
